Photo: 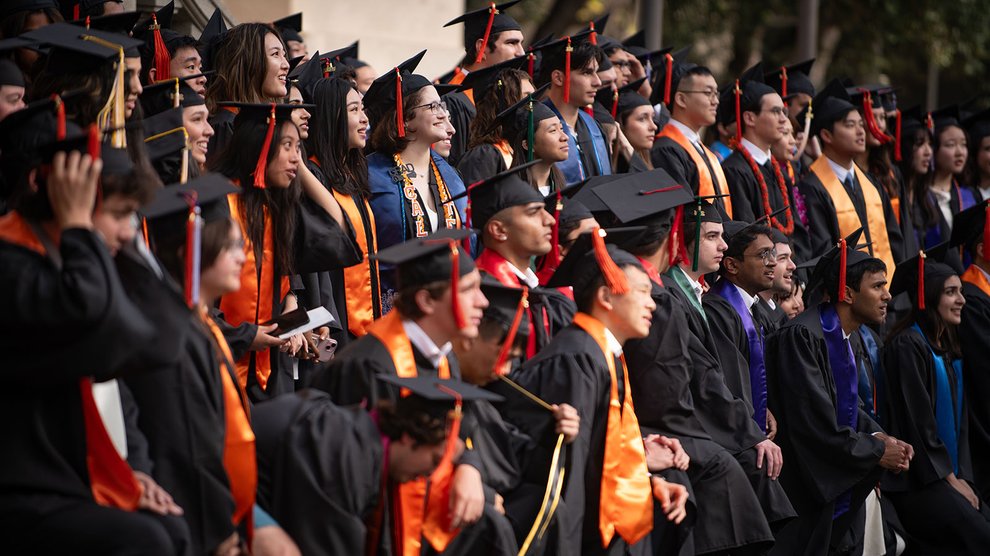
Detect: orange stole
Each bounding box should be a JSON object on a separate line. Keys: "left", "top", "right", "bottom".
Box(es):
{"left": 219, "top": 193, "right": 290, "bottom": 391}
{"left": 962, "top": 265, "right": 990, "bottom": 297}
{"left": 332, "top": 188, "right": 381, "bottom": 337}
{"left": 571, "top": 313, "right": 653, "bottom": 547}
{"left": 0, "top": 212, "right": 142, "bottom": 510}
{"left": 199, "top": 309, "right": 258, "bottom": 535}
{"left": 367, "top": 312, "right": 460, "bottom": 555}
{"left": 809, "top": 157, "right": 895, "bottom": 277}
{"left": 657, "top": 124, "right": 733, "bottom": 218}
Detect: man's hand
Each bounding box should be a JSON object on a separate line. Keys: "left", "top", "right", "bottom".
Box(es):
{"left": 251, "top": 324, "right": 285, "bottom": 351}
{"left": 644, "top": 437, "right": 676, "bottom": 472}
{"left": 649, "top": 435, "right": 689, "bottom": 471}
{"left": 651, "top": 476, "right": 688, "bottom": 524}
{"left": 876, "top": 434, "right": 911, "bottom": 472}
{"left": 947, "top": 473, "right": 980, "bottom": 510}
{"left": 766, "top": 409, "right": 778, "bottom": 441}
{"left": 493, "top": 493, "right": 505, "bottom": 515}
{"left": 134, "top": 471, "right": 183, "bottom": 516}
{"left": 213, "top": 532, "right": 243, "bottom": 556}
{"left": 552, "top": 404, "right": 579, "bottom": 444}
{"left": 48, "top": 150, "right": 102, "bottom": 230}
{"left": 755, "top": 439, "right": 783, "bottom": 479}
{"left": 448, "top": 464, "right": 484, "bottom": 530}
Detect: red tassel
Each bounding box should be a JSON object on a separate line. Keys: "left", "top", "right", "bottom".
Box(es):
{"left": 837, "top": 238, "right": 847, "bottom": 302}
{"left": 473, "top": 3, "right": 498, "bottom": 65}
{"left": 610, "top": 87, "right": 619, "bottom": 118}
{"left": 780, "top": 66, "right": 788, "bottom": 98}
{"left": 463, "top": 198, "right": 473, "bottom": 251}
{"left": 51, "top": 94, "right": 65, "bottom": 140}
{"left": 87, "top": 124, "right": 101, "bottom": 159}
{"left": 322, "top": 58, "right": 332, "bottom": 79}
{"left": 663, "top": 53, "right": 673, "bottom": 105}
{"left": 563, "top": 37, "right": 573, "bottom": 104}
{"left": 493, "top": 288, "right": 528, "bottom": 375}
{"left": 591, "top": 226, "right": 629, "bottom": 294}
{"left": 926, "top": 112, "right": 935, "bottom": 133}
{"left": 252, "top": 104, "right": 276, "bottom": 189}
{"left": 589, "top": 21, "right": 597, "bottom": 45}
{"left": 73, "top": 4, "right": 79, "bottom": 19}
{"left": 917, "top": 250, "right": 926, "bottom": 310}
{"left": 527, "top": 53, "right": 535, "bottom": 79}
{"left": 894, "top": 109, "right": 903, "bottom": 162}
{"left": 395, "top": 68, "right": 405, "bottom": 138}
{"left": 583, "top": 106, "right": 594, "bottom": 117}
{"left": 860, "top": 90, "right": 891, "bottom": 143}
{"left": 733, "top": 79, "right": 742, "bottom": 146}
{"left": 84, "top": 16, "right": 90, "bottom": 28}
{"left": 151, "top": 15, "right": 171, "bottom": 83}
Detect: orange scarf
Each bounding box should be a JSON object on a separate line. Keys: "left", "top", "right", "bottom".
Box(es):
{"left": 367, "top": 312, "right": 460, "bottom": 555}
{"left": 657, "top": 124, "right": 733, "bottom": 218}
{"left": 962, "top": 265, "right": 990, "bottom": 297}
{"left": 199, "top": 308, "right": 257, "bottom": 537}
{"left": 571, "top": 312, "right": 653, "bottom": 547}
{"left": 219, "top": 193, "right": 291, "bottom": 391}
{"left": 0, "top": 212, "right": 142, "bottom": 510}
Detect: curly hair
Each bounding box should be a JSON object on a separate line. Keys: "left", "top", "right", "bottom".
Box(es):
{"left": 467, "top": 68, "right": 532, "bottom": 150}
{"left": 369, "top": 86, "right": 431, "bottom": 154}
{"left": 377, "top": 399, "right": 447, "bottom": 447}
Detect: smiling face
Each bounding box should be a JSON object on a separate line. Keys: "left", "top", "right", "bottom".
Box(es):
{"left": 621, "top": 105, "right": 658, "bottom": 151}
{"left": 675, "top": 73, "right": 719, "bottom": 128}
{"left": 264, "top": 121, "right": 302, "bottom": 188}
{"left": 771, "top": 241, "right": 796, "bottom": 294}
{"left": 182, "top": 105, "right": 213, "bottom": 165}
{"left": 936, "top": 125, "right": 968, "bottom": 176}
{"left": 170, "top": 46, "right": 206, "bottom": 95}
{"left": 346, "top": 87, "right": 369, "bottom": 150}
{"left": 123, "top": 56, "right": 143, "bottom": 119}
{"left": 771, "top": 118, "right": 797, "bottom": 161}
{"left": 405, "top": 86, "right": 449, "bottom": 145}
{"left": 725, "top": 234, "right": 777, "bottom": 294}
{"left": 937, "top": 274, "right": 965, "bottom": 325}
{"left": 531, "top": 117, "right": 569, "bottom": 162}
{"left": 822, "top": 109, "right": 866, "bottom": 157}
{"left": 262, "top": 32, "right": 289, "bottom": 99}
{"left": 92, "top": 194, "right": 139, "bottom": 256}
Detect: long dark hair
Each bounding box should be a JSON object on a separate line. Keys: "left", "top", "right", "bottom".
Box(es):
{"left": 467, "top": 68, "right": 531, "bottom": 150}
{"left": 868, "top": 142, "right": 896, "bottom": 200}
{"left": 307, "top": 77, "right": 368, "bottom": 197}
{"left": 206, "top": 23, "right": 286, "bottom": 113}
{"left": 887, "top": 269, "right": 962, "bottom": 358}
{"left": 209, "top": 119, "right": 300, "bottom": 275}
{"left": 31, "top": 59, "right": 116, "bottom": 127}
{"left": 507, "top": 120, "right": 566, "bottom": 188}
{"left": 898, "top": 127, "right": 938, "bottom": 230}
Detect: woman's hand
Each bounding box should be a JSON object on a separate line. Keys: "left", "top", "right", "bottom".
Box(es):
{"left": 48, "top": 150, "right": 102, "bottom": 230}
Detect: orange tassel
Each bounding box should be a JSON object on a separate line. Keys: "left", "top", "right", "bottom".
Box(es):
{"left": 395, "top": 68, "right": 405, "bottom": 138}
{"left": 917, "top": 250, "right": 926, "bottom": 310}
{"left": 87, "top": 124, "right": 101, "bottom": 159}
{"left": 473, "top": 3, "right": 498, "bottom": 65}
{"left": 733, "top": 79, "right": 742, "bottom": 146}
{"left": 151, "top": 15, "right": 171, "bottom": 83}
{"left": 663, "top": 53, "right": 673, "bottom": 105}
{"left": 591, "top": 226, "right": 629, "bottom": 294}
{"left": 837, "top": 238, "right": 847, "bottom": 302}
{"left": 493, "top": 288, "right": 528, "bottom": 375}
{"left": 252, "top": 104, "right": 276, "bottom": 189}
{"left": 563, "top": 37, "right": 573, "bottom": 104}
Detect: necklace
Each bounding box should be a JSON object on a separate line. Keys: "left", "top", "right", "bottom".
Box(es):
{"left": 737, "top": 146, "right": 794, "bottom": 234}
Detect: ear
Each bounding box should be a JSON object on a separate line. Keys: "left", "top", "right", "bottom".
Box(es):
{"left": 594, "top": 284, "right": 615, "bottom": 312}
{"left": 414, "top": 288, "right": 437, "bottom": 317}
{"left": 674, "top": 91, "right": 688, "bottom": 111}
{"left": 742, "top": 110, "right": 758, "bottom": 129}
{"left": 551, "top": 68, "right": 564, "bottom": 89}
{"left": 474, "top": 38, "right": 487, "bottom": 60}
{"left": 977, "top": 241, "right": 984, "bottom": 261}
{"left": 722, "top": 256, "right": 741, "bottom": 276}
{"left": 27, "top": 167, "right": 38, "bottom": 192}
{"left": 819, "top": 128, "right": 833, "bottom": 147}
{"left": 147, "top": 67, "right": 156, "bottom": 83}
{"left": 486, "top": 217, "right": 508, "bottom": 243}
{"left": 455, "top": 336, "right": 474, "bottom": 353}
{"left": 520, "top": 139, "right": 529, "bottom": 152}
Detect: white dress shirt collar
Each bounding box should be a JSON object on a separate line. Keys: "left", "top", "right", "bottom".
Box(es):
{"left": 669, "top": 118, "right": 702, "bottom": 146}
{"left": 826, "top": 156, "right": 855, "bottom": 184}
{"left": 741, "top": 138, "right": 771, "bottom": 166}
{"left": 604, "top": 326, "right": 623, "bottom": 356}
{"left": 505, "top": 259, "right": 540, "bottom": 288}
{"left": 732, "top": 282, "right": 759, "bottom": 315}
{"left": 401, "top": 319, "right": 452, "bottom": 369}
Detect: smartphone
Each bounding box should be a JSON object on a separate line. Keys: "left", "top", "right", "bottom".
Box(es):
{"left": 316, "top": 337, "right": 338, "bottom": 363}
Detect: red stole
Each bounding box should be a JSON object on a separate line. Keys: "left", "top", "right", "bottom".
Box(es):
{"left": 475, "top": 249, "right": 547, "bottom": 358}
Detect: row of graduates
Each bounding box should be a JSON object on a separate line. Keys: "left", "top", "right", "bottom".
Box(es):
{"left": 2, "top": 1, "right": 990, "bottom": 556}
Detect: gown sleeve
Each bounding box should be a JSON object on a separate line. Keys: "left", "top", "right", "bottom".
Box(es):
{"left": 293, "top": 196, "right": 362, "bottom": 274}
{"left": 796, "top": 177, "right": 842, "bottom": 257}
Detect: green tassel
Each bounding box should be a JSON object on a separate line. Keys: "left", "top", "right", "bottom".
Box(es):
{"left": 526, "top": 96, "right": 535, "bottom": 162}
{"left": 691, "top": 201, "right": 703, "bottom": 272}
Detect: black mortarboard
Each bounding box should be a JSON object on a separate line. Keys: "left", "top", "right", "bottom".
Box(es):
{"left": 24, "top": 22, "right": 143, "bottom": 73}
{"left": 877, "top": 86, "right": 897, "bottom": 112}
{"left": 434, "top": 83, "right": 462, "bottom": 97}
{"left": 458, "top": 54, "right": 529, "bottom": 100}
{"left": 889, "top": 242, "right": 952, "bottom": 310}
{"left": 536, "top": 177, "right": 606, "bottom": 280}
{"left": 592, "top": 168, "right": 693, "bottom": 226}
{"left": 806, "top": 228, "right": 880, "bottom": 299}
{"left": 99, "top": 146, "right": 133, "bottom": 177}
{"left": 58, "top": 0, "right": 118, "bottom": 20}
{"left": 379, "top": 375, "right": 503, "bottom": 423}
{"left": 0, "top": 59, "right": 24, "bottom": 87}
{"left": 964, "top": 107, "right": 990, "bottom": 147}
{"left": 480, "top": 276, "right": 531, "bottom": 372}
{"left": 490, "top": 83, "right": 554, "bottom": 147}
{"left": 1, "top": 0, "right": 58, "bottom": 19}
{"left": 721, "top": 62, "right": 776, "bottom": 142}
{"left": 141, "top": 77, "right": 205, "bottom": 117}
{"left": 678, "top": 196, "right": 729, "bottom": 271}
{"left": 132, "top": 2, "right": 192, "bottom": 82}
{"left": 533, "top": 28, "right": 594, "bottom": 74}
{"left": 0, "top": 97, "right": 84, "bottom": 162}
{"left": 846, "top": 83, "right": 895, "bottom": 144}
{"left": 764, "top": 59, "right": 815, "bottom": 100}
{"left": 198, "top": 8, "right": 228, "bottom": 73}
{"left": 324, "top": 41, "right": 359, "bottom": 66}
{"left": 273, "top": 13, "right": 303, "bottom": 43}
{"left": 596, "top": 77, "right": 650, "bottom": 120}
{"left": 950, "top": 198, "right": 990, "bottom": 253}
{"left": 649, "top": 45, "right": 692, "bottom": 106}
{"left": 222, "top": 102, "right": 314, "bottom": 188}
{"left": 930, "top": 105, "right": 962, "bottom": 132}
{"left": 546, "top": 227, "right": 645, "bottom": 293}
{"left": 587, "top": 13, "right": 611, "bottom": 48}
{"left": 523, "top": 33, "right": 555, "bottom": 80}
{"left": 451, "top": 159, "right": 544, "bottom": 230}
{"left": 289, "top": 51, "right": 326, "bottom": 102}
{"left": 797, "top": 78, "right": 855, "bottom": 138}
{"left": 142, "top": 107, "right": 188, "bottom": 183}
{"left": 555, "top": 195, "right": 593, "bottom": 227}
{"left": 72, "top": 10, "right": 141, "bottom": 35}
{"left": 444, "top": 0, "right": 523, "bottom": 65}
{"left": 362, "top": 50, "right": 431, "bottom": 135}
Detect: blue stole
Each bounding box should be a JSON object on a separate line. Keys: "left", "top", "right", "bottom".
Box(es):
{"left": 911, "top": 324, "right": 964, "bottom": 473}
{"left": 856, "top": 326, "right": 882, "bottom": 421}
{"left": 710, "top": 280, "right": 767, "bottom": 433}
{"left": 819, "top": 304, "right": 860, "bottom": 518}
{"left": 544, "top": 99, "right": 611, "bottom": 185}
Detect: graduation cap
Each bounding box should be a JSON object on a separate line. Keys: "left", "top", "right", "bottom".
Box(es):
{"left": 130, "top": 1, "right": 178, "bottom": 82}
{"left": 489, "top": 83, "right": 554, "bottom": 153}
{"left": 24, "top": 22, "right": 143, "bottom": 70}
{"left": 58, "top": 0, "right": 117, "bottom": 20}
{"left": 596, "top": 77, "right": 650, "bottom": 120}
{"left": 288, "top": 50, "right": 327, "bottom": 102}
{"left": 143, "top": 173, "right": 239, "bottom": 306}
{"left": 1, "top": 0, "right": 58, "bottom": 19}
{"left": 433, "top": 83, "right": 462, "bottom": 97}
{"left": 930, "top": 104, "right": 962, "bottom": 133}
{"left": 378, "top": 375, "right": 503, "bottom": 433}
{"left": 889, "top": 243, "right": 953, "bottom": 311}
{"left": 71, "top": 9, "right": 141, "bottom": 35}
{"left": 444, "top": 0, "right": 523, "bottom": 66}
{"left": 198, "top": 8, "right": 228, "bottom": 72}
{"left": 949, "top": 199, "right": 990, "bottom": 257}
{"left": 273, "top": 13, "right": 303, "bottom": 43}
{"left": 141, "top": 77, "right": 205, "bottom": 117}
{"left": 796, "top": 78, "right": 855, "bottom": 138}
{"left": 720, "top": 62, "right": 776, "bottom": 144}
{"left": 546, "top": 226, "right": 643, "bottom": 294}
{"left": 99, "top": 146, "right": 134, "bottom": 178}
{"left": 362, "top": 50, "right": 430, "bottom": 137}
{"left": 373, "top": 228, "right": 476, "bottom": 328}
{"left": 846, "top": 83, "right": 894, "bottom": 145}
{"left": 963, "top": 107, "right": 990, "bottom": 148}
{"left": 649, "top": 45, "right": 692, "bottom": 106}
{"left": 764, "top": 59, "right": 815, "bottom": 100}
{"left": 480, "top": 277, "right": 530, "bottom": 375}
{"left": 142, "top": 107, "right": 189, "bottom": 183}
{"left": 532, "top": 29, "right": 595, "bottom": 104}
{"left": 450, "top": 159, "right": 544, "bottom": 231}
{"left": 324, "top": 41, "right": 362, "bottom": 68}
{"left": 222, "top": 102, "right": 315, "bottom": 188}
{"left": 523, "top": 33, "right": 555, "bottom": 80}
{"left": 0, "top": 59, "right": 24, "bottom": 88}
{"left": 535, "top": 177, "right": 610, "bottom": 282}
{"left": 458, "top": 54, "right": 529, "bottom": 100}
{"left": 586, "top": 13, "right": 610, "bottom": 47}
{"left": 0, "top": 94, "right": 97, "bottom": 164}
{"left": 677, "top": 196, "right": 728, "bottom": 271}
{"left": 806, "top": 228, "right": 881, "bottom": 301}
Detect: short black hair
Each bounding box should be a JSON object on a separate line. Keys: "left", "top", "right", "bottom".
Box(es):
{"left": 573, "top": 262, "right": 640, "bottom": 313}
{"left": 391, "top": 280, "right": 448, "bottom": 320}
{"left": 823, "top": 257, "right": 886, "bottom": 301}
{"left": 724, "top": 224, "right": 773, "bottom": 260}
{"left": 377, "top": 399, "right": 447, "bottom": 447}
{"left": 537, "top": 42, "right": 604, "bottom": 87}
{"left": 816, "top": 106, "right": 859, "bottom": 141}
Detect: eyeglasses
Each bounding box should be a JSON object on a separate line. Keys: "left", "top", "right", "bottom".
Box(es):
{"left": 611, "top": 60, "right": 631, "bottom": 69}
{"left": 746, "top": 247, "right": 778, "bottom": 264}
{"left": 410, "top": 100, "right": 448, "bottom": 116}
{"left": 761, "top": 106, "right": 787, "bottom": 117}
{"left": 680, "top": 89, "right": 720, "bottom": 101}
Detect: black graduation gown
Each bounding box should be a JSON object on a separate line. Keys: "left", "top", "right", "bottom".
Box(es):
{"left": 702, "top": 292, "right": 758, "bottom": 415}
{"left": 651, "top": 137, "right": 730, "bottom": 219}
{"left": 624, "top": 283, "right": 777, "bottom": 553}
{"left": 722, "top": 150, "right": 813, "bottom": 259}
{"left": 879, "top": 328, "right": 990, "bottom": 554}
{"left": 457, "top": 143, "right": 508, "bottom": 187}
{"left": 444, "top": 90, "right": 476, "bottom": 166}
{"left": 114, "top": 244, "right": 236, "bottom": 554}
{"left": 206, "top": 108, "right": 236, "bottom": 166}
{"left": 764, "top": 306, "right": 886, "bottom": 556}
{"left": 253, "top": 389, "right": 382, "bottom": 556}
{"left": 796, "top": 168, "right": 904, "bottom": 264}
{"left": 959, "top": 280, "right": 990, "bottom": 500}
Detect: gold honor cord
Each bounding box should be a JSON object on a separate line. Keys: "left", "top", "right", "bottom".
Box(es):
{"left": 81, "top": 35, "right": 126, "bottom": 148}
{"left": 495, "top": 375, "right": 568, "bottom": 555}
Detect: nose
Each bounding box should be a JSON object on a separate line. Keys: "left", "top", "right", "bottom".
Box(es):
{"left": 204, "top": 121, "right": 215, "bottom": 138}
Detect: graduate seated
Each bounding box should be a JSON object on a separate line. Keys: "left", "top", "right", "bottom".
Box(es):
{"left": 880, "top": 246, "right": 990, "bottom": 554}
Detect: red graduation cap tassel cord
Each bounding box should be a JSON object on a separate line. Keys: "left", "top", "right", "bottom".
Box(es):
{"left": 395, "top": 68, "right": 406, "bottom": 138}
{"left": 252, "top": 104, "right": 277, "bottom": 188}
{"left": 493, "top": 288, "right": 528, "bottom": 376}
{"left": 536, "top": 191, "right": 563, "bottom": 283}
{"left": 52, "top": 94, "right": 65, "bottom": 140}
{"left": 87, "top": 123, "right": 101, "bottom": 159}
{"left": 527, "top": 52, "right": 535, "bottom": 79}
{"left": 589, "top": 21, "right": 597, "bottom": 45}
{"left": 474, "top": 2, "right": 498, "bottom": 65}
{"left": 563, "top": 37, "right": 573, "bottom": 104}
{"left": 837, "top": 238, "right": 848, "bottom": 302}
{"left": 663, "top": 53, "right": 673, "bottom": 105}
{"left": 733, "top": 79, "right": 742, "bottom": 147}
{"left": 610, "top": 87, "right": 619, "bottom": 118}
{"left": 151, "top": 14, "right": 171, "bottom": 83}
{"left": 322, "top": 58, "right": 333, "bottom": 79}
{"left": 449, "top": 242, "right": 464, "bottom": 329}
{"left": 917, "top": 250, "right": 926, "bottom": 310}
{"left": 591, "top": 226, "right": 629, "bottom": 294}
{"left": 859, "top": 90, "right": 892, "bottom": 144}
{"left": 780, "top": 66, "right": 788, "bottom": 99}
{"left": 894, "top": 109, "right": 903, "bottom": 162}
{"left": 73, "top": 4, "right": 79, "bottom": 19}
